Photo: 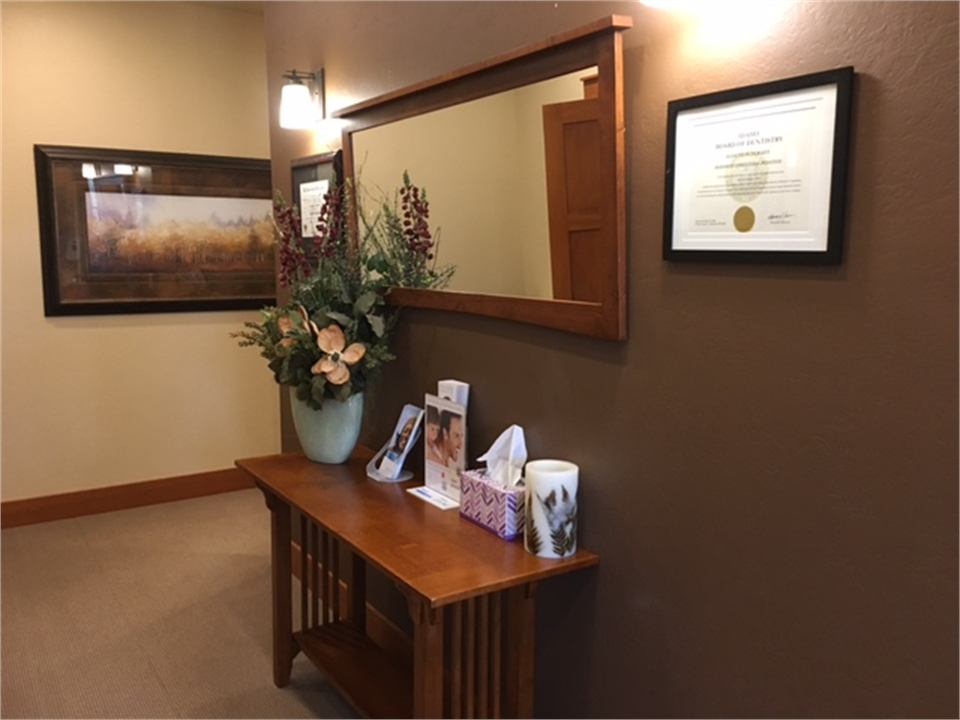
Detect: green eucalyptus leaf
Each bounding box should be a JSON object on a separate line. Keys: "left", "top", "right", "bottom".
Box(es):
{"left": 296, "top": 381, "right": 312, "bottom": 404}
{"left": 366, "top": 313, "right": 385, "bottom": 338}
{"left": 278, "top": 357, "right": 296, "bottom": 385}
{"left": 334, "top": 381, "right": 353, "bottom": 402}
{"left": 327, "top": 311, "right": 353, "bottom": 328}
{"left": 354, "top": 292, "right": 377, "bottom": 315}
{"left": 310, "top": 375, "right": 327, "bottom": 405}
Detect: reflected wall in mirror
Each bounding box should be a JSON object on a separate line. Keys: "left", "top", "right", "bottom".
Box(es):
{"left": 338, "top": 16, "right": 632, "bottom": 339}
{"left": 354, "top": 67, "right": 598, "bottom": 302}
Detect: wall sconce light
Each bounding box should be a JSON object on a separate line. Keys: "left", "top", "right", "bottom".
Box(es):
{"left": 279, "top": 68, "right": 325, "bottom": 129}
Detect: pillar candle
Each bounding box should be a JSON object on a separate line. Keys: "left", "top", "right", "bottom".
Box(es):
{"left": 523, "top": 459, "right": 578, "bottom": 558}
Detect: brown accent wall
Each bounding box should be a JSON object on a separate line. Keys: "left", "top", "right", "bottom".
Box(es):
{"left": 264, "top": 2, "right": 958, "bottom": 717}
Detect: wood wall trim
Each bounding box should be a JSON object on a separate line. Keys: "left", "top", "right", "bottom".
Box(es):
{"left": 1, "top": 468, "right": 255, "bottom": 529}
{"left": 291, "top": 540, "right": 412, "bottom": 670}
{"left": 334, "top": 14, "right": 633, "bottom": 118}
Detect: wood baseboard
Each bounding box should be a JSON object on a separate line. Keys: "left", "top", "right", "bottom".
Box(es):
{"left": 1, "top": 468, "right": 255, "bottom": 529}
{"left": 291, "top": 540, "right": 412, "bottom": 669}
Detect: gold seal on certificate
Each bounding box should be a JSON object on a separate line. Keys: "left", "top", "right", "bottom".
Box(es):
{"left": 734, "top": 206, "right": 756, "bottom": 233}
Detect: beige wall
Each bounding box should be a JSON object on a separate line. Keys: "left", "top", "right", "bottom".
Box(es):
{"left": 265, "top": 2, "right": 958, "bottom": 718}
{"left": 355, "top": 91, "right": 526, "bottom": 296}
{"left": 2, "top": 2, "right": 280, "bottom": 501}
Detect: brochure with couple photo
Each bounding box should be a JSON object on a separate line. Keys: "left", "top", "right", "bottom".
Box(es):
{"left": 367, "top": 404, "right": 423, "bottom": 482}
{"left": 423, "top": 393, "right": 467, "bottom": 502}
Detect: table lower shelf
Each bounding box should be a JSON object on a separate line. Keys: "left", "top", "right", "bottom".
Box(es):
{"left": 294, "top": 623, "right": 413, "bottom": 719}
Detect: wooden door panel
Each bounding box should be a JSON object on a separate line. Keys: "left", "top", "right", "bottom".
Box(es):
{"left": 568, "top": 229, "right": 602, "bottom": 302}
{"left": 543, "top": 98, "right": 601, "bottom": 302}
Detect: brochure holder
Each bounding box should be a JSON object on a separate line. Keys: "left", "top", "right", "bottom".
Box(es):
{"left": 366, "top": 403, "right": 423, "bottom": 483}
{"left": 366, "top": 444, "right": 414, "bottom": 483}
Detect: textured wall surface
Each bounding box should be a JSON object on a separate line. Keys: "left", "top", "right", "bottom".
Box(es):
{"left": 2, "top": 2, "right": 281, "bottom": 500}
{"left": 264, "top": 2, "right": 958, "bottom": 717}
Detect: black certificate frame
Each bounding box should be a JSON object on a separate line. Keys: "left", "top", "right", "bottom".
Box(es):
{"left": 663, "top": 67, "right": 854, "bottom": 265}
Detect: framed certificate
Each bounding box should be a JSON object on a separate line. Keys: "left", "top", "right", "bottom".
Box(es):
{"left": 663, "top": 67, "right": 854, "bottom": 264}
{"left": 291, "top": 150, "right": 341, "bottom": 241}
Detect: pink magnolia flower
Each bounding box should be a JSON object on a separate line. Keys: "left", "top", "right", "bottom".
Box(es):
{"left": 310, "top": 324, "right": 366, "bottom": 385}
{"left": 277, "top": 315, "right": 296, "bottom": 348}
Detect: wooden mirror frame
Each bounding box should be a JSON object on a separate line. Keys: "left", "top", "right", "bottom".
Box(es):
{"left": 336, "top": 16, "right": 632, "bottom": 340}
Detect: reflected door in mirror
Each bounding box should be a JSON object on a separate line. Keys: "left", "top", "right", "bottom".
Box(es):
{"left": 544, "top": 88, "right": 602, "bottom": 302}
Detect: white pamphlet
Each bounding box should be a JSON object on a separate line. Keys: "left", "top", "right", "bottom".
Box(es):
{"left": 407, "top": 485, "right": 460, "bottom": 510}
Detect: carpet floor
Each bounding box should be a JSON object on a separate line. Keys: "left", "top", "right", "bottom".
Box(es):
{"left": 1, "top": 489, "right": 359, "bottom": 719}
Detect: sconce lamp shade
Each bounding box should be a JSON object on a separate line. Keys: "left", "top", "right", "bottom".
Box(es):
{"left": 279, "top": 69, "right": 324, "bottom": 129}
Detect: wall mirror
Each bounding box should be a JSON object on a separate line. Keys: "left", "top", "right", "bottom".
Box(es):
{"left": 337, "top": 16, "right": 632, "bottom": 340}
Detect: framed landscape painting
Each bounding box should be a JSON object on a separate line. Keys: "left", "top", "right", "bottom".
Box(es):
{"left": 34, "top": 145, "right": 276, "bottom": 316}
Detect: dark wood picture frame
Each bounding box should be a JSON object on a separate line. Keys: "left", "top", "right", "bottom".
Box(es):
{"left": 34, "top": 144, "right": 275, "bottom": 316}
{"left": 291, "top": 150, "right": 342, "bottom": 241}
{"left": 663, "top": 66, "right": 854, "bottom": 265}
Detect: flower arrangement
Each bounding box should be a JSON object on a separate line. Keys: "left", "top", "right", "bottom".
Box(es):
{"left": 234, "top": 169, "right": 453, "bottom": 410}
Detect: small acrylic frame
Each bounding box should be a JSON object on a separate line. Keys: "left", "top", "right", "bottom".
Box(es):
{"left": 366, "top": 404, "right": 423, "bottom": 483}
{"left": 424, "top": 393, "right": 467, "bottom": 502}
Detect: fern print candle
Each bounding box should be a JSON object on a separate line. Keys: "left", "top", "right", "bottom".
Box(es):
{"left": 523, "top": 460, "right": 578, "bottom": 558}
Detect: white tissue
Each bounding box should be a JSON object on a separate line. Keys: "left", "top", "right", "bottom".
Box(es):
{"left": 476, "top": 425, "right": 527, "bottom": 487}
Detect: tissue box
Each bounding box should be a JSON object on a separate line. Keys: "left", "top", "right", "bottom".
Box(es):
{"left": 459, "top": 469, "right": 525, "bottom": 541}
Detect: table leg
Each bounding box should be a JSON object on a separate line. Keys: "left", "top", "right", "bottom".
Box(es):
{"left": 504, "top": 583, "right": 538, "bottom": 718}
{"left": 349, "top": 553, "right": 367, "bottom": 633}
{"left": 264, "top": 491, "right": 296, "bottom": 687}
{"left": 409, "top": 596, "right": 445, "bottom": 718}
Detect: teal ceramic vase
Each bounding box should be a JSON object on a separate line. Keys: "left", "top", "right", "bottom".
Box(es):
{"left": 289, "top": 388, "right": 364, "bottom": 464}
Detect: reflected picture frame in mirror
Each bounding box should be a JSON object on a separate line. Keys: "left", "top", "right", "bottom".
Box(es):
{"left": 336, "top": 15, "right": 632, "bottom": 340}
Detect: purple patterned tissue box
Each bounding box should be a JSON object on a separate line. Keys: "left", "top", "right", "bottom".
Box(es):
{"left": 459, "top": 469, "right": 525, "bottom": 541}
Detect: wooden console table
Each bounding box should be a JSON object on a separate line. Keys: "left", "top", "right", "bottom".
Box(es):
{"left": 237, "top": 451, "right": 599, "bottom": 719}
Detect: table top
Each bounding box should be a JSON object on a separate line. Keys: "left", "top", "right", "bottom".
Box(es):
{"left": 237, "top": 450, "right": 599, "bottom": 608}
